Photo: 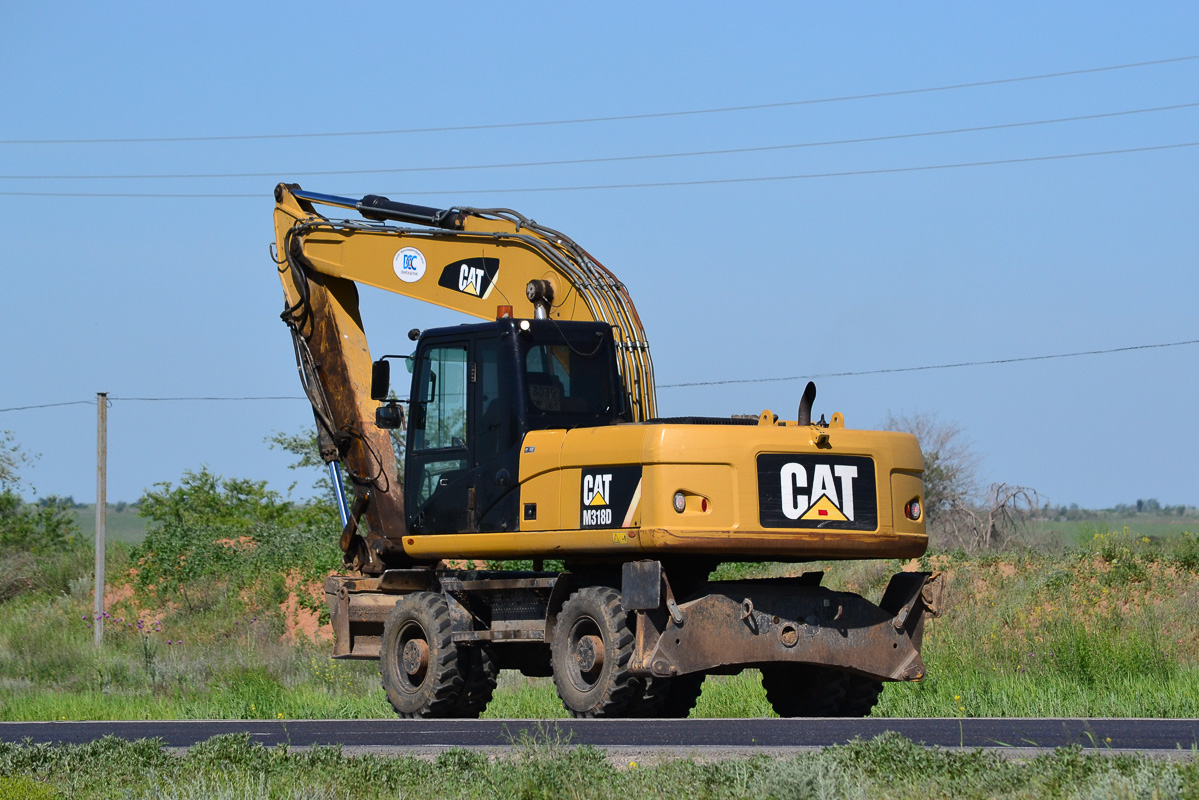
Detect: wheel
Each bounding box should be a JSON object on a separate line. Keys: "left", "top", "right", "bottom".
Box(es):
{"left": 659, "top": 673, "right": 706, "bottom": 718}
{"left": 630, "top": 673, "right": 706, "bottom": 718}
{"left": 551, "top": 586, "right": 638, "bottom": 718}
{"left": 837, "top": 675, "right": 884, "bottom": 717}
{"left": 760, "top": 665, "right": 848, "bottom": 717}
{"left": 449, "top": 645, "right": 499, "bottom": 718}
{"left": 380, "top": 592, "right": 464, "bottom": 718}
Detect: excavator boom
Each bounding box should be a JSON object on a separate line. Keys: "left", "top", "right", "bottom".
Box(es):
{"left": 273, "top": 183, "right": 657, "bottom": 568}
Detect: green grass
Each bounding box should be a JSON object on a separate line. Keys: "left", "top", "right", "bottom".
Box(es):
{"left": 1, "top": 524, "right": 1196, "bottom": 722}
{"left": 0, "top": 732, "right": 1195, "bottom": 800}
{"left": 1030, "top": 514, "right": 1199, "bottom": 548}
{"left": 69, "top": 505, "right": 147, "bottom": 544}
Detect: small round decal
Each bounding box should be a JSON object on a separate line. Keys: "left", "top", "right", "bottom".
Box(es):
{"left": 393, "top": 247, "right": 427, "bottom": 283}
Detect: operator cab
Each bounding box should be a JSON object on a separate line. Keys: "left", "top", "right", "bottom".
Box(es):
{"left": 374, "top": 318, "right": 625, "bottom": 536}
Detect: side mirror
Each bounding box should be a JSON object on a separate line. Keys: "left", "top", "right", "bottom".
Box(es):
{"left": 375, "top": 403, "right": 404, "bottom": 430}
{"left": 370, "top": 360, "right": 390, "bottom": 401}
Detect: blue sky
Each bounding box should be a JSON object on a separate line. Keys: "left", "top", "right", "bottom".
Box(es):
{"left": 1, "top": 2, "right": 1196, "bottom": 508}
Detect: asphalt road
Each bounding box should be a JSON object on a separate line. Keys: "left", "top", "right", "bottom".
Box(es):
{"left": 2, "top": 718, "right": 1196, "bottom": 754}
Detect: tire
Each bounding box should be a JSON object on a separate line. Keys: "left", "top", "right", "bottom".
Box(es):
{"left": 630, "top": 673, "right": 706, "bottom": 718}
{"left": 449, "top": 645, "right": 499, "bottom": 718}
{"left": 760, "top": 665, "right": 848, "bottom": 717}
{"left": 837, "top": 675, "right": 884, "bottom": 717}
{"left": 551, "top": 586, "right": 638, "bottom": 718}
{"left": 380, "top": 592, "right": 464, "bottom": 718}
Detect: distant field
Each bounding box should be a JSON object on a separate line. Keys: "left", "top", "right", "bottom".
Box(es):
{"left": 61, "top": 510, "right": 1194, "bottom": 551}
{"left": 69, "top": 505, "right": 146, "bottom": 544}
{"left": 59, "top": 510, "right": 1198, "bottom": 554}
{"left": 1030, "top": 515, "right": 1198, "bottom": 547}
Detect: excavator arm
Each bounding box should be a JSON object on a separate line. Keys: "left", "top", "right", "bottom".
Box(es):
{"left": 271, "top": 183, "right": 657, "bottom": 571}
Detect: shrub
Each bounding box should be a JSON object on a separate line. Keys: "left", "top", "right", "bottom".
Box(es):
{"left": 137, "top": 467, "right": 313, "bottom": 532}
{"left": 131, "top": 520, "right": 339, "bottom": 608}
{"left": 0, "top": 491, "right": 78, "bottom": 554}
{"left": 0, "top": 775, "right": 56, "bottom": 800}
{"left": 131, "top": 466, "right": 341, "bottom": 608}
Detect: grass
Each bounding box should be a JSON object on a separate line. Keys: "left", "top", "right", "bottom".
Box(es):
{"left": 1030, "top": 514, "right": 1199, "bottom": 548}
{"left": 1, "top": 525, "right": 1197, "bottom": 721}
{"left": 0, "top": 732, "right": 1195, "bottom": 800}
{"left": 68, "top": 505, "right": 147, "bottom": 545}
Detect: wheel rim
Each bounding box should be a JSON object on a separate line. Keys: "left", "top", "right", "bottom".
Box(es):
{"left": 395, "top": 620, "right": 430, "bottom": 695}
{"left": 565, "top": 614, "right": 606, "bottom": 693}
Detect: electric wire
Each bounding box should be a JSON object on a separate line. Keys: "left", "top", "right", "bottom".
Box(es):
{"left": 389, "top": 141, "right": 1199, "bottom": 195}
{"left": 2, "top": 140, "right": 1195, "bottom": 198}
{"left": 112, "top": 396, "right": 306, "bottom": 402}
{"left": 0, "top": 400, "right": 97, "bottom": 413}
{"left": 3, "top": 336, "right": 1194, "bottom": 412}
{"left": 3, "top": 54, "right": 1195, "bottom": 145}
{"left": 4, "top": 101, "right": 1195, "bottom": 180}
{"left": 658, "top": 337, "right": 1199, "bottom": 389}
{"left": 0, "top": 397, "right": 308, "bottom": 413}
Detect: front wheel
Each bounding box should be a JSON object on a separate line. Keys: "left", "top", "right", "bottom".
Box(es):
{"left": 551, "top": 586, "right": 638, "bottom": 718}
{"left": 380, "top": 592, "right": 464, "bottom": 718}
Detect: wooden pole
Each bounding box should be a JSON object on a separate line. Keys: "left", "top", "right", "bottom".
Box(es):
{"left": 94, "top": 392, "right": 107, "bottom": 647}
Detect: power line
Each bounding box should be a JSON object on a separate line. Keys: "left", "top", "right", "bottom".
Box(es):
{"left": 2, "top": 140, "right": 1194, "bottom": 199}
{"left": 0, "top": 400, "right": 96, "bottom": 413}
{"left": 4, "top": 337, "right": 1195, "bottom": 412}
{"left": 0, "top": 396, "right": 306, "bottom": 413}
{"left": 3, "top": 55, "right": 1196, "bottom": 145}
{"left": 4, "top": 101, "right": 1195, "bottom": 181}
{"left": 659, "top": 337, "right": 1199, "bottom": 389}
{"left": 111, "top": 395, "right": 306, "bottom": 402}
{"left": 389, "top": 141, "right": 1199, "bottom": 195}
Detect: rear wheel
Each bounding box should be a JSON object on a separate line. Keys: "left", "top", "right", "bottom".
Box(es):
{"left": 551, "top": 586, "right": 637, "bottom": 718}
{"left": 449, "top": 645, "right": 499, "bottom": 718}
{"left": 631, "top": 673, "right": 706, "bottom": 718}
{"left": 760, "top": 665, "right": 848, "bottom": 717}
{"left": 380, "top": 592, "right": 464, "bottom": 718}
{"left": 838, "top": 675, "right": 884, "bottom": 717}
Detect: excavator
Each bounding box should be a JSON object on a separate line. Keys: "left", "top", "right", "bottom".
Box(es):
{"left": 271, "top": 183, "right": 942, "bottom": 719}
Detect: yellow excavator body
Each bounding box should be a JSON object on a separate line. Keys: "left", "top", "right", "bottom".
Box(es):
{"left": 402, "top": 419, "right": 926, "bottom": 561}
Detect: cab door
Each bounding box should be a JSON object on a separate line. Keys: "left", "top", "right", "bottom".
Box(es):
{"left": 405, "top": 341, "right": 471, "bottom": 534}
{"left": 467, "top": 335, "right": 521, "bottom": 531}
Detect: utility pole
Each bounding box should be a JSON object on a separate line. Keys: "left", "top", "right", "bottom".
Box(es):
{"left": 94, "top": 392, "right": 107, "bottom": 647}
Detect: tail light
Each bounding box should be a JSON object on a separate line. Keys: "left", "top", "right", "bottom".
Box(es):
{"left": 904, "top": 498, "right": 922, "bottom": 521}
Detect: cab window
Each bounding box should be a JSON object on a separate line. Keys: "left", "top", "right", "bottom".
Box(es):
{"left": 409, "top": 345, "right": 468, "bottom": 509}
{"left": 411, "top": 345, "right": 468, "bottom": 451}
{"left": 524, "top": 343, "right": 613, "bottom": 416}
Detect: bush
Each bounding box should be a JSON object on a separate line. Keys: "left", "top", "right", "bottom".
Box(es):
{"left": 0, "top": 491, "right": 78, "bottom": 553}
{"left": 0, "top": 431, "right": 77, "bottom": 555}
{"left": 137, "top": 467, "right": 322, "bottom": 532}
{"left": 130, "top": 466, "right": 340, "bottom": 608}
{"left": 131, "top": 520, "right": 339, "bottom": 608}
{"left": 0, "top": 776, "right": 56, "bottom": 800}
